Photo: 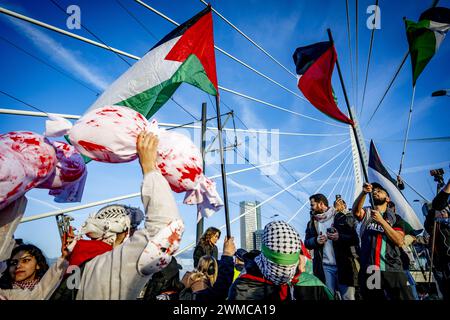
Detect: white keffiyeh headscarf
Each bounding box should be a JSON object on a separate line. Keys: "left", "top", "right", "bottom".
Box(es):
{"left": 255, "top": 221, "right": 301, "bottom": 285}
{"left": 79, "top": 204, "right": 143, "bottom": 246}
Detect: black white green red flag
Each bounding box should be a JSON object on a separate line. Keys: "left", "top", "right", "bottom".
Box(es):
{"left": 86, "top": 6, "right": 218, "bottom": 118}
{"left": 405, "top": 7, "right": 450, "bottom": 86}
{"left": 368, "top": 140, "right": 423, "bottom": 231}
{"left": 293, "top": 41, "right": 353, "bottom": 125}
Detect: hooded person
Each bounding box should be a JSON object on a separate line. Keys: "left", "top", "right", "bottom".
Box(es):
{"left": 228, "top": 221, "right": 301, "bottom": 301}
{"left": 51, "top": 131, "right": 184, "bottom": 300}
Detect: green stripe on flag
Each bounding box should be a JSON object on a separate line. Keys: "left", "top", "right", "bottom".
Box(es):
{"left": 116, "top": 54, "right": 217, "bottom": 119}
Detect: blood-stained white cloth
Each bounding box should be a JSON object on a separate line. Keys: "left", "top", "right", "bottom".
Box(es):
{"left": 45, "top": 106, "right": 223, "bottom": 217}
{"left": 37, "top": 141, "right": 87, "bottom": 203}
{"left": 68, "top": 106, "right": 148, "bottom": 163}
{"left": 0, "top": 132, "right": 56, "bottom": 210}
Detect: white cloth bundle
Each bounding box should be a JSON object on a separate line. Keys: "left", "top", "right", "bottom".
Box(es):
{"left": 37, "top": 141, "right": 87, "bottom": 203}
{"left": 46, "top": 105, "right": 223, "bottom": 218}
{"left": 0, "top": 131, "right": 56, "bottom": 210}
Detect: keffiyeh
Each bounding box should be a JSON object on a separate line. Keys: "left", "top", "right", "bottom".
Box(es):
{"left": 255, "top": 221, "right": 301, "bottom": 285}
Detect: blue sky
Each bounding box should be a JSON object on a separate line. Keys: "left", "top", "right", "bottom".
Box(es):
{"left": 0, "top": 0, "right": 449, "bottom": 261}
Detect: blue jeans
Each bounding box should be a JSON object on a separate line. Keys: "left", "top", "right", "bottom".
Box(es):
{"left": 405, "top": 270, "right": 419, "bottom": 300}
{"left": 323, "top": 264, "right": 355, "bottom": 300}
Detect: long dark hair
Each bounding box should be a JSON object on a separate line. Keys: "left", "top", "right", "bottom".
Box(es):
{"left": 198, "top": 227, "right": 221, "bottom": 247}
{"left": 0, "top": 244, "right": 49, "bottom": 288}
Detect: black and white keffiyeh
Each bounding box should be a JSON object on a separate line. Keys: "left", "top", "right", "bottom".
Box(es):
{"left": 255, "top": 221, "right": 301, "bottom": 285}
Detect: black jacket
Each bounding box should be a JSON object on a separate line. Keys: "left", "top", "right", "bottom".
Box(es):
{"left": 193, "top": 243, "right": 218, "bottom": 268}
{"left": 426, "top": 190, "right": 450, "bottom": 274}
{"left": 194, "top": 255, "right": 234, "bottom": 302}
{"left": 228, "top": 256, "right": 292, "bottom": 301}
{"left": 142, "top": 257, "right": 183, "bottom": 300}
{"left": 304, "top": 211, "right": 360, "bottom": 287}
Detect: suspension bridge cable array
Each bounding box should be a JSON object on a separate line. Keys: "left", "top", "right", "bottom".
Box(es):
{"left": 327, "top": 154, "right": 354, "bottom": 198}
{"left": 175, "top": 145, "right": 352, "bottom": 256}
{"left": 0, "top": 6, "right": 346, "bottom": 129}
{"left": 287, "top": 149, "right": 352, "bottom": 223}
{"left": 345, "top": 0, "right": 356, "bottom": 108}
{"left": 360, "top": 0, "right": 379, "bottom": 119}
{"left": 198, "top": 0, "right": 296, "bottom": 78}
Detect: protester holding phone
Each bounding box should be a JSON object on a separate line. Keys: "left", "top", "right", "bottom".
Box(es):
{"left": 305, "top": 194, "right": 360, "bottom": 300}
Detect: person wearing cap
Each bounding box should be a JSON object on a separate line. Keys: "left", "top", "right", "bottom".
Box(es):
{"left": 352, "top": 182, "right": 414, "bottom": 300}
{"left": 233, "top": 248, "right": 247, "bottom": 281}
{"left": 51, "top": 132, "right": 184, "bottom": 300}
{"left": 305, "top": 194, "right": 360, "bottom": 300}
{"left": 228, "top": 221, "right": 301, "bottom": 301}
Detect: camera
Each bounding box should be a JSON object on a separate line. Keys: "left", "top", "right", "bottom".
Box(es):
{"left": 327, "top": 227, "right": 337, "bottom": 234}
{"left": 430, "top": 168, "right": 444, "bottom": 177}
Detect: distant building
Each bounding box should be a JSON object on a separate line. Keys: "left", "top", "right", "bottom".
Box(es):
{"left": 253, "top": 229, "right": 264, "bottom": 251}
{"left": 240, "top": 201, "right": 262, "bottom": 250}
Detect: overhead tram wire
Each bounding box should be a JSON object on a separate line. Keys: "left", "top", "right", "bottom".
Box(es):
{"left": 50, "top": 0, "right": 199, "bottom": 121}
{"left": 360, "top": 0, "right": 379, "bottom": 120}
{"left": 0, "top": 90, "right": 48, "bottom": 115}
{"left": 175, "top": 145, "right": 352, "bottom": 256}
{"left": 287, "top": 149, "right": 352, "bottom": 224}
{"left": 0, "top": 35, "right": 100, "bottom": 96}
{"left": 198, "top": 0, "right": 297, "bottom": 78}
{"left": 219, "top": 96, "right": 318, "bottom": 198}
{"left": 0, "top": 6, "right": 350, "bottom": 129}
{"left": 345, "top": 0, "right": 356, "bottom": 109}
{"left": 132, "top": 0, "right": 308, "bottom": 103}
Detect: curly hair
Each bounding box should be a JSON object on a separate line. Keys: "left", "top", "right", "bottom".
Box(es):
{"left": 0, "top": 244, "right": 49, "bottom": 288}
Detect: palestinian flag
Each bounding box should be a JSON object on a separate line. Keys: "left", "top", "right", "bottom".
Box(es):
{"left": 293, "top": 41, "right": 353, "bottom": 125}
{"left": 405, "top": 7, "right": 450, "bottom": 86}
{"left": 86, "top": 6, "right": 218, "bottom": 118}
{"left": 368, "top": 140, "right": 423, "bottom": 231}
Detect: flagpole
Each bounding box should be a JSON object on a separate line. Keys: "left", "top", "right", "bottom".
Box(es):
{"left": 215, "top": 94, "right": 232, "bottom": 238}
{"left": 196, "top": 102, "right": 207, "bottom": 243}
{"left": 327, "top": 28, "right": 374, "bottom": 207}
{"left": 398, "top": 85, "right": 416, "bottom": 176}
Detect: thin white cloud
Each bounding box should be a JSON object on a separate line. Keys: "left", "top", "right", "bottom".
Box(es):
{"left": 402, "top": 161, "right": 450, "bottom": 174}
{"left": 7, "top": 18, "right": 110, "bottom": 90}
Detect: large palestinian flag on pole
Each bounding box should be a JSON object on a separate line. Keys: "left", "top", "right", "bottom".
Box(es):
{"left": 293, "top": 41, "right": 353, "bottom": 125}
{"left": 368, "top": 140, "right": 423, "bottom": 231}
{"left": 405, "top": 7, "right": 450, "bottom": 86}
{"left": 86, "top": 6, "right": 218, "bottom": 118}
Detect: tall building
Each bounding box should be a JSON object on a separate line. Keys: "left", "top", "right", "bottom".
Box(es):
{"left": 240, "top": 201, "right": 262, "bottom": 250}
{"left": 253, "top": 229, "right": 264, "bottom": 251}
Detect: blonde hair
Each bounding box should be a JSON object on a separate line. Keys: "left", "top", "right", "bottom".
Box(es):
{"left": 190, "top": 255, "right": 218, "bottom": 287}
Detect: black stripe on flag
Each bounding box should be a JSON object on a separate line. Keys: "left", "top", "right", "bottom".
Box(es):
{"left": 293, "top": 41, "right": 332, "bottom": 76}
{"left": 150, "top": 6, "right": 212, "bottom": 51}
{"left": 369, "top": 140, "right": 397, "bottom": 187}
{"left": 419, "top": 7, "right": 450, "bottom": 24}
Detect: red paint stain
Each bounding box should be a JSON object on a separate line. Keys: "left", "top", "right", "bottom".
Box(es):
{"left": 6, "top": 182, "right": 23, "bottom": 198}
{"left": 177, "top": 165, "right": 201, "bottom": 183}
{"left": 78, "top": 140, "right": 111, "bottom": 162}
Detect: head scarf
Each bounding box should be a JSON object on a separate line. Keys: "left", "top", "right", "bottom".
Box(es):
{"left": 79, "top": 204, "right": 141, "bottom": 246}
{"left": 255, "top": 221, "right": 301, "bottom": 285}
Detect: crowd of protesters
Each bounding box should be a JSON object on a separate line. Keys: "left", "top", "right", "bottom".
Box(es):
{"left": 1, "top": 131, "right": 449, "bottom": 301}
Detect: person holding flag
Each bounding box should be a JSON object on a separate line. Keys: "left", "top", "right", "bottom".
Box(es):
{"left": 352, "top": 182, "right": 415, "bottom": 300}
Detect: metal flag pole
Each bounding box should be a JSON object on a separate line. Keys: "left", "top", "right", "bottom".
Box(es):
{"left": 215, "top": 95, "right": 232, "bottom": 237}
{"left": 398, "top": 85, "right": 416, "bottom": 176}
{"left": 196, "top": 102, "right": 207, "bottom": 243}
{"left": 327, "top": 28, "right": 374, "bottom": 207}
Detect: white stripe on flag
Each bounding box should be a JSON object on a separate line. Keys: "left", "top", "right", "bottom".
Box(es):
{"left": 368, "top": 167, "right": 424, "bottom": 231}
{"left": 87, "top": 36, "right": 183, "bottom": 113}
